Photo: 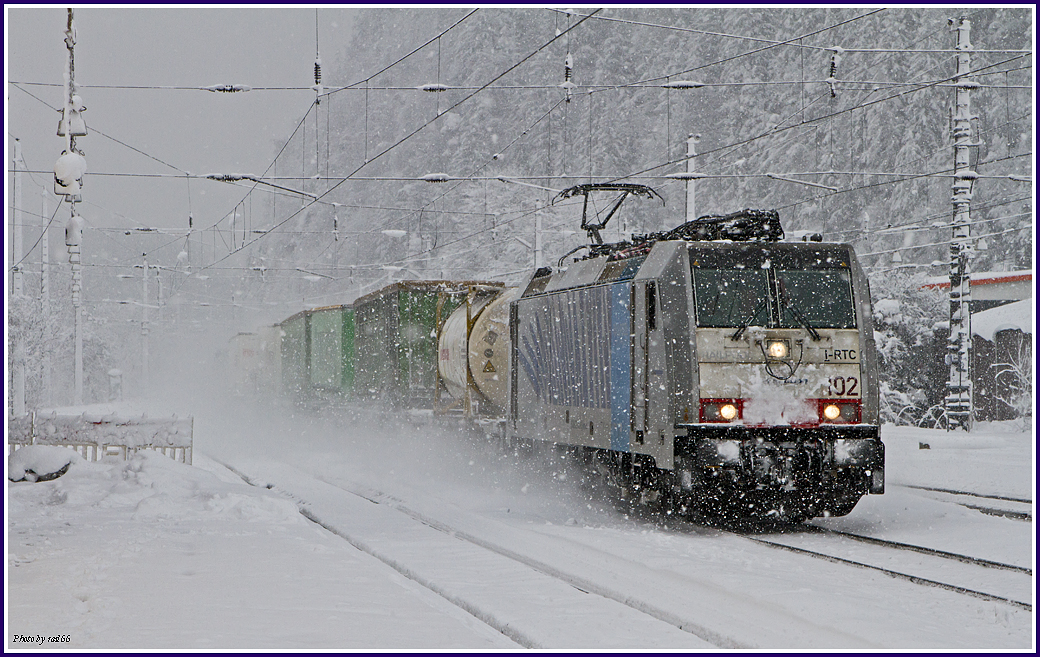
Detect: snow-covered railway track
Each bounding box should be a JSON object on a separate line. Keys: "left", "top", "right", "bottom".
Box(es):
{"left": 211, "top": 452, "right": 1032, "bottom": 648}
{"left": 210, "top": 456, "right": 726, "bottom": 649}
{"left": 899, "top": 484, "right": 1033, "bottom": 521}
{"left": 329, "top": 484, "right": 747, "bottom": 646}
{"left": 901, "top": 484, "right": 1031, "bottom": 504}
{"left": 806, "top": 526, "right": 1032, "bottom": 574}
{"left": 738, "top": 528, "right": 1032, "bottom": 611}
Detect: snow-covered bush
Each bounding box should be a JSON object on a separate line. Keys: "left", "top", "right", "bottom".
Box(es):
{"left": 870, "top": 271, "right": 948, "bottom": 425}
{"left": 992, "top": 334, "right": 1033, "bottom": 420}
{"left": 7, "top": 295, "right": 115, "bottom": 411}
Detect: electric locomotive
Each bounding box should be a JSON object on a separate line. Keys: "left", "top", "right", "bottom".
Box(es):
{"left": 501, "top": 185, "right": 883, "bottom": 521}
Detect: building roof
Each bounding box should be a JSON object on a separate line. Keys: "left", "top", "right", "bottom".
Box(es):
{"left": 922, "top": 270, "right": 1033, "bottom": 290}
{"left": 972, "top": 298, "right": 1034, "bottom": 341}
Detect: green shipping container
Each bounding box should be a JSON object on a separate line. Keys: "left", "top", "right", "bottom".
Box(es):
{"left": 280, "top": 304, "right": 355, "bottom": 403}
{"left": 353, "top": 281, "right": 499, "bottom": 409}
{"left": 307, "top": 304, "right": 356, "bottom": 397}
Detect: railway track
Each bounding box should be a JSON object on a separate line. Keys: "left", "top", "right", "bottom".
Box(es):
{"left": 808, "top": 526, "right": 1031, "bottom": 574}
{"left": 582, "top": 462, "right": 1033, "bottom": 612}
{"left": 901, "top": 484, "right": 1031, "bottom": 504}
{"left": 706, "top": 482, "right": 1034, "bottom": 610}
{"left": 209, "top": 452, "right": 1031, "bottom": 648}
{"left": 209, "top": 455, "right": 727, "bottom": 649}
{"left": 899, "top": 484, "right": 1033, "bottom": 521}
{"left": 612, "top": 499, "right": 1034, "bottom": 613}
{"left": 741, "top": 530, "right": 1032, "bottom": 611}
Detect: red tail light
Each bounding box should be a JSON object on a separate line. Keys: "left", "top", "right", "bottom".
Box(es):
{"left": 817, "top": 399, "right": 861, "bottom": 424}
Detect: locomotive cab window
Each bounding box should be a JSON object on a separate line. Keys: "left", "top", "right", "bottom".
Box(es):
{"left": 692, "top": 258, "right": 857, "bottom": 330}
{"left": 777, "top": 269, "right": 855, "bottom": 329}
{"left": 692, "top": 269, "right": 770, "bottom": 328}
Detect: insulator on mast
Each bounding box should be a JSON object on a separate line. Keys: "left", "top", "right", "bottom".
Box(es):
{"left": 561, "top": 52, "right": 575, "bottom": 103}
{"left": 313, "top": 54, "right": 323, "bottom": 103}
{"left": 827, "top": 47, "right": 844, "bottom": 98}
{"left": 56, "top": 94, "right": 88, "bottom": 137}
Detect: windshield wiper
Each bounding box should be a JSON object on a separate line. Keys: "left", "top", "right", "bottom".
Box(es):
{"left": 783, "top": 302, "right": 822, "bottom": 341}
{"left": 730, "top": 298, "right": 767, "bottom": 341}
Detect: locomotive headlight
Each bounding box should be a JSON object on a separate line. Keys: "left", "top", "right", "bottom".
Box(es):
{"left": 700, "top": 399, "right": 743, "bottom": 423}
{"left": 823, "top": 404, "right": 842, "bottom": 420}
{"left": 766, "top": 339, "right": 789, "bottom": 360}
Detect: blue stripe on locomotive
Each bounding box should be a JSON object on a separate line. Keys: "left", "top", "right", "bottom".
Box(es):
{"left": 516, "top": 283, "right": 631, "bottom": 453}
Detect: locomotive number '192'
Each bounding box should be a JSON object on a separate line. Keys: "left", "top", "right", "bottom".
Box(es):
{"left": 827, "top": 376, "right": 859, "bottom": 397}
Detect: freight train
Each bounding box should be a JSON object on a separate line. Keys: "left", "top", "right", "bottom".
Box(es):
{"left": 232, "top": 185, "right": 884, "bottom": 522}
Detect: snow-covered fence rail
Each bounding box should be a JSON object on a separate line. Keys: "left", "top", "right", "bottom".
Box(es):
{"left": 8, "top": 414, "right": 34, "bottom": 450}
{"left": 7, "top": 411, "right": 193, "bottom": 465}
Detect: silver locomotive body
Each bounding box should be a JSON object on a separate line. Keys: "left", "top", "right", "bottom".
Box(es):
{"left": 507, "top": 238, "right": 884, "bottom": 521}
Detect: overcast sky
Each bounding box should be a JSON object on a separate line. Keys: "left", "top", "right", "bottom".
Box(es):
{"left": 7, "top": 6, "right": 357, "bottom": 234}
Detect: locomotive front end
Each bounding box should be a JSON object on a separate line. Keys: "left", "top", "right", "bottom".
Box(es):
{"left": 679, "top": 241, "right": 884, "bottom": 521}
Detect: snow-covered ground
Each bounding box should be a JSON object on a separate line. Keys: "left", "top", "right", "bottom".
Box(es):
{"left": 6, "top": 397, "right": 1035, "bottom": 650}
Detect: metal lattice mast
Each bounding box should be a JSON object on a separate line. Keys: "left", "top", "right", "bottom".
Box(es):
{"left": 945, "top": 17, "right": 976, "bottom": 431}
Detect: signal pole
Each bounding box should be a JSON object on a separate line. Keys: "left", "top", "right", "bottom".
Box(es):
{"left": 10, "top": 140, "right": 26, "bottom": 415}
{"left": 42, "top": 194, "right": 52, "bottom": 406}
{"left": 945, "top": 16, "right": 976, "bottom": 431}
{"left": 54, "top": 8, "right": 88, "bottom": 406}
{"left": 142, "top": 256, "right": 150, "bottom": 390}
{"left": 11, "top": 140, "right": 26, "bottom": 414}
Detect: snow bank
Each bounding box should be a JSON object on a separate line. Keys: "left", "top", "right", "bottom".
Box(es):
{"left": 8, "top": 450, "right": 302, "bottom": 525}
{"left": 7, "top": 448, "right": 515, "bottom": 650}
